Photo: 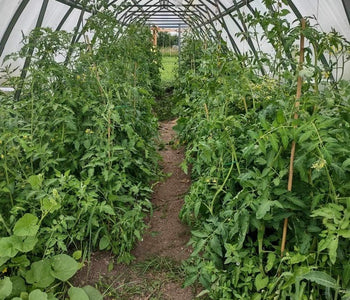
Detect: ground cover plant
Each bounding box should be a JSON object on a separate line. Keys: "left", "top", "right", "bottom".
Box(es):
{"left": 0, "top": 12, "right": 161, "bottom": 299}
{"left": 175, "top": 3, "right": 350, "bottom": 299}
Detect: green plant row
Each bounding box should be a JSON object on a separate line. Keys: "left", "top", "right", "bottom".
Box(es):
{"left": 175, "top": 18, "right": 350, "bottom": 300}
{"left": 0, "top": 12, "right": 162, "bottom": 299}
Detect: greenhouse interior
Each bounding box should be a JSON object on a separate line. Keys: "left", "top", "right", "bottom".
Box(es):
{"left": 0, "top": 0, "right": 350, "bottom": 299}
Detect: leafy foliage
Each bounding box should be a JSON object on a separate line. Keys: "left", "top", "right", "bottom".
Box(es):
{"left": 0, "top": 13, "right": 161, "bottom": 299}
{"left": 175, "top": 14, "right": 350, "bottom": 300}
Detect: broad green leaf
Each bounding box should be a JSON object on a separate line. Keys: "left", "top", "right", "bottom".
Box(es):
{"left": 9, "top": 276, "right": 26, "bottom": 298}
{"left": 82, "top": 286, "right": 103, "bottom": 300}
{"left": 270, "top": 133, "right": 279, "bottom": 152}
{"left": 343, "top": 264, "right": 350, "bottom": 286}
{"left": 183, "top": 273, "right": 198, "bottom": 287}
{"left": 276, "top": 110, "right": 285, "bottom": 124}
{"left": 0, "top": 256, "right": 10, "bottom": 266}
{"left": 209, "top": 235, "right": 222, "bottom": 257}
{"left": 256, "top": 200, "right": 273, "bottom": 219}
{"left": 237, "top": 210, "right": 249, "bottom": 249}
{"left": 252, "top": 293, "right": 262, "bottom": 300}
{"left": 302, "top": 271, "right": 338, "bottom": 289}
{"left": 14, "top": 236, "right": 38, "bottom": 253}
{"left": 194, "top": 201, "right": 201, "bottom": 218}
{"left": 68, "top": 287, "right": 89, "bottom": 300}
{"left": 27, "top": 174, "right": 43, "bottom": 190}
{"left": 255, "top": 273, "right": 268, "bottom": 291}
{"left": 13, "top": 214, "right": 39, "bottom": 237}
{"left": 50, "top": 254, "right": 79, "bottom": 281}
{"left": 328, "top": 236, "right": 338, "bottom": 264}
{"left": 265, "top": 252, "right": 276, "bottom": 272}
{"left": 25, "top": 260, "right": 55, "bottom": 288}
{"left": 28, "top": 289, "right": 48, "bottom": 300}
{"left": 299, "top": 131, "right": 313, "bottom": 143}
{"left": 191, "top": 239, "right": 206, "bottom": 257}
{"left": 41, "top": 197, "right": 61, "bottom": 213}
{"left": 99, "top": 236, "right": 110, "bottom": 250}
{"left": 0, "top": 237, "right": 18, "bottom": 258}
{"left": 342, "top": 158, "right": 350, "bottom": 168}
{"left": 0, "top": 277, "right": 12, "bottom": 299}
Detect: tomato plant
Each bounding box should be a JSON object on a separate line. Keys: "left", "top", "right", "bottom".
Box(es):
{"left": 175, "top": 11, "right": 350, "bottom": 299}
{"left": 0, "top": 12, "right": 161, "bottom": 299}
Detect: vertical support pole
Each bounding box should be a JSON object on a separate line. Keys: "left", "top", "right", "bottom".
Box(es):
{"left": 14, "top": 0, "right": 49, "bottom": 101}
{"left": 178, "top": 24, "right": 181, "bottom": 70}
{"left": 152, "top": 26, "right": 158, "bottom": 47}
{"left": 178, "top": 24, "right": 181, "bottom": 55}
{"left": 280, "top": 18, "right": 306, "bottom": 257}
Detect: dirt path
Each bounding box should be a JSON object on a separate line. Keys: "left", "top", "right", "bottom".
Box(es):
{"left": 74, "top": 120, "right": 194, "bottom": 300}
{"left": 132, "top": 120, "right": 191, "bottom": 262}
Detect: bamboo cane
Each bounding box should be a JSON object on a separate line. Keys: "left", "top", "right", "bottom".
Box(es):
{"left": 280, "top": 18, "right": 306, "bottom": 257}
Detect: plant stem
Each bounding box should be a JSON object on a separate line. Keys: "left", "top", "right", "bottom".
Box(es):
{"left": 281, "top": 18, "right": 305, "bottom": 258}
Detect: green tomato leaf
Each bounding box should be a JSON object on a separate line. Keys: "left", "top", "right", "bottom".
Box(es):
{"left": 302, "top": 271, "right": 338, "bottom": 289}
{"left": 265, "top": 252, "right": 276, "bottom": 272}
{"left": 255, "top": 273, "right": 268, "bottom": 291}
{"left": 41, "top": 197, "right": 61, "bottom": 213}
{"left": 50, "top": 254, "right": 79, "bottom": 281}
{"left": 99, "top": 236, "right": 110, "bottom": 250}
{"left": 27, "top": 174, "right": 44, "bottom": 190}
{"left": 13, "top": 214, "right": 39, "bottom": 237}
{"left": 256, "top": 200, "right": 273, "bottom": 219}
{"left": 328, "top": 236, "right": 338, "bottom": 264}
{"left": 209, "top": 235, "right": 222, "bottom": 257}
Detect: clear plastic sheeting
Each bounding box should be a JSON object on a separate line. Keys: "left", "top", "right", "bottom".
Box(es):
{"left": 0, "top": 0, "right": 349, "bottom": 81}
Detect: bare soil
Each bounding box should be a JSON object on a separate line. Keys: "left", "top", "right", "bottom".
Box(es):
{"left": 73, "top": 120, "right": 195, "bottom": 300}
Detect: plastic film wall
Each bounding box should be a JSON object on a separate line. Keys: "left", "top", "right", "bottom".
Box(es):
{"left": 0, "top": 0, "right": 349, "bottom": 82}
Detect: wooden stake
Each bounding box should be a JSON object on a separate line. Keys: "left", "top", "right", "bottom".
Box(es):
{"left": 280, "top": 18, "right": 306, "bottom": 257}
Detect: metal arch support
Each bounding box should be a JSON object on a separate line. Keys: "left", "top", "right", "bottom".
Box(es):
{"left": 64, "top": 8, "right": 86, "bottom": 63}
{"left": 182, "top": 0, "right": 230, "bottom": 43}
{"left": 285, "top": 0, "right": 334, "bottom": 81}
{"left": 119, "top": 2, "right": 199, "bottom": 24}
{"left": 120, "top": 3, "right": 206, "bottom": 33}
{"left": 125, "top": 7, "right": 207, "bottom": 40}
{"left": 15, "top": 0, "right": 49, "bottom": 101}
{"left": 231, "top": 0, "right": 265, "bottom": 74}
{"left": 117, "top": 0, "right": 215, "bottom": 39}
{"left": 211, "top": 0, "right": 241, "bottom": 54}
{"left": 342, "top": 0, "right": 350, "bottom": 25}
{"left": 56, "top": 6, "right": 75, "bottom": 31}
{"left": 194, "top": 0, "right": 241, "bottom": 54}
{"left": 55, "top": 0, "right": 84, "bottom": 10}
{"left": 0, "top": 0, "right": 30, "bottom": 57}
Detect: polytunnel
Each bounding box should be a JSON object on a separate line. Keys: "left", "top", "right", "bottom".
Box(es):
{"left": 1, "top": 0, "right": 350, "bottom": 79}
{"left": 0, "top": 1, "right": 350, "bottom": 300}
